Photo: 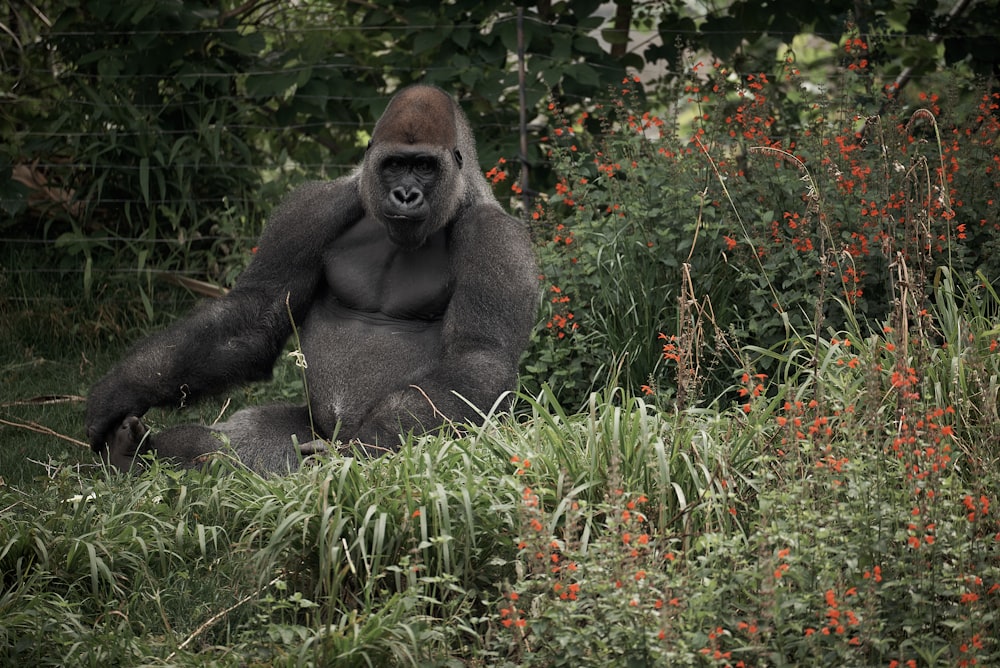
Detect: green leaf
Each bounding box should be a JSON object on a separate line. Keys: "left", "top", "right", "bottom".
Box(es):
{"left": 414, "top": 30, "right": 446, "bottom": 55}
{"left": 573, "top": 35, "right": 604, "bottom": 56}
{"left": 459, "top": 68, "right": 480, "bottom": 89}
{"left": 246, "top": 72, "right": 300, "bottom": 99}
{"left": 600, "top": 27, "right": 629, "bottom": 46}
{"left": 451, "top": 28, "right": 471, "bottom": 49}
{"left": 139, "top": 157, "right": 150, "bottom": 206}
{"left": 566, "top": 62, "right": 601, "bottom": 87}
{"left": 497, "top": 20, "right": 518, "bottom": 54}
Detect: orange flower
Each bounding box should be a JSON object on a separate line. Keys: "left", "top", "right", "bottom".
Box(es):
{"left": 825, "top": 589, "right": 837, "bottom": 608}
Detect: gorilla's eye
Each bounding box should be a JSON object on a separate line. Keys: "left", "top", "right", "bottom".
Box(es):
{"left": 382, "top": 157, "right": 407, "bottom": 173}
{"left": 413, "top": 157, "right": 437, "bottom": 175}
{"left": 382, "top": 156, "right": 437, "bottom": 176}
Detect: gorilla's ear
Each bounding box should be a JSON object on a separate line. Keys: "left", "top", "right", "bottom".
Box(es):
{"left": 367, "top": 139, "right": 373, "bottom": 152}
{"left": 453, "top": 149, "right": 463, "bottom": 169}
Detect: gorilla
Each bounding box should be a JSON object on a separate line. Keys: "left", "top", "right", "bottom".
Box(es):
{"left": 85, "top": 85, "right": 538, "bottom": 474}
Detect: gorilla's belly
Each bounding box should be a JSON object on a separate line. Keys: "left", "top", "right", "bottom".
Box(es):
{"left": 299, "top": 299, "right": 442, "bottom": 436}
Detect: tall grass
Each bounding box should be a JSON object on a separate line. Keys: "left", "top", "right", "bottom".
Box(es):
{"left": 6, "top": 319, "right": 994, "bottom": 666}
{"left": 0, "top": 386, "right": 755, "bottom": 666}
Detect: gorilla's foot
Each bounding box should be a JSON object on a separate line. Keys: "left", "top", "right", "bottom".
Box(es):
{"left": 105, "top": 415, "right": 152, "bottom": 472}
{"left": 295, "top": 438, "right": 330, "bottom": 467}
{"left": 297, "top": 439, "right": 329, "bottom": 456}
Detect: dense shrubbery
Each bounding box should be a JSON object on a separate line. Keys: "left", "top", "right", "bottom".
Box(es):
{"left": 1, "top": 0, "right": 630, "bottom": 292}
{"left": 3, "top": 321, "right": 998, "bottom": 665}
{"left": 512, "top": 43, "right": 1000, "bottom": 410}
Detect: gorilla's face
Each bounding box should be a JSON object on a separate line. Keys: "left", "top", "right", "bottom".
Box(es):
{"left": 359, "top": 86, "right": 473, "bottom": 250}
{"left": 381, "top": 150, "right": 436, "bottom": 229}
{"left": 363, "top": 145, "right": 462, "bottom": 249}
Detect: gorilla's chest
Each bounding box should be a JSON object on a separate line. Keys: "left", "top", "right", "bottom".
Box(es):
{"left": 323, "top": 215, "right": 452, "bottom": 321}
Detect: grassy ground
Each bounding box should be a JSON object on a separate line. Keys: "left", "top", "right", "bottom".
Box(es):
{"left": 2, "top": 258, "right": 125, "bottom": 483}
{"left": 0, "top": 249, "right": 299, "bottom": 486}
{"left": 3, "top": 245, "right": 999, "bottom": 666}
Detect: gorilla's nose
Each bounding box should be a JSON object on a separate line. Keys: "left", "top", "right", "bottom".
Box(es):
{"left": 391, "top": 187, "right": 424, "bottom": 209}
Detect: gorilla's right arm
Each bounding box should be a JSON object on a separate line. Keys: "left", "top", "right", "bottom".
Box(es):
{"left": 85, "top": 179, "right": 364, "bottom": 453}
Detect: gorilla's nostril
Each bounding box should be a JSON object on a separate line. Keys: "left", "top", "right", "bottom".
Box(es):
{"left": 392, "top": 187, "right": 423, "bottom": 207}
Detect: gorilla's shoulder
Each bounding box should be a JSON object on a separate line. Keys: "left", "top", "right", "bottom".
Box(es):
{"left": 451, "top": 203, "right": 534, "bottom": 260}
{"left": 459, "top": 202, "right": 528, "bottom": 232}
{"left": 285, "top": 176, "right": 361, "bottom": 203}
{"left": 271, "top": 177, "right": 363, "bottom": 219}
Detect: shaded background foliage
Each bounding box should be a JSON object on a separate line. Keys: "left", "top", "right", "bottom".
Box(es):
{"left": 4, "top": 0, "right": 997, "bottom": 261}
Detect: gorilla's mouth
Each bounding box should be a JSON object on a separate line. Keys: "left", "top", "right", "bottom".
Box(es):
{"left": 385, "top": 212, "right": 426, "bottom": 222}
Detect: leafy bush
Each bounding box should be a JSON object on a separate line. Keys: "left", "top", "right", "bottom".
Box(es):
{"left": 7, "top": 334, "right": 996, "bottom": 667}
{"left": 480, "top": 270, "right": 1000, "bottom": 667}
{"left": 8, "top": 2, "right": 281, "bottom": 275}
{"left": 515, "top": 43, "right": 1000, "bottom": 410}
{"left": 514, "top": 81, "right": 741, "bottom": 406}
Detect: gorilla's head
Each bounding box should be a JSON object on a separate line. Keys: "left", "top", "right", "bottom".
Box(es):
{"left": 359, "top": 85, "right": 491, "bottom": 249}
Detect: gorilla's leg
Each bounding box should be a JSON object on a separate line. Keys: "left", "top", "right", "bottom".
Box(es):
{"left": 107, "top": 405, "right": 325, "bottom": 475}
{"left": 208, "top": 404, "right": 324, "bottom": 473}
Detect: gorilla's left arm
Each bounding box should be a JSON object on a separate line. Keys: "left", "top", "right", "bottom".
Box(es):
{"left": 356, "top": 204, "right": 538, "bottom": 445}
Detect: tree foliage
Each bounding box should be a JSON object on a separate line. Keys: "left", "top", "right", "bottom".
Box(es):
{"left": 1, "top": 0, "right": 995, "bottom": 281}
{"left": 1, "top": 1, "right": 627, "bottom": 266}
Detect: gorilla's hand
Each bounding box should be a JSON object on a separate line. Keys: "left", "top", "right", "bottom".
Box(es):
{"left": 85, "top": 375, "right": 149, "bottom": 453}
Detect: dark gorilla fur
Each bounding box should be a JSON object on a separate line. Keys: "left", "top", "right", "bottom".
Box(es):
{"left": 85, "top": 85, "right": 538, "bottom": 475}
